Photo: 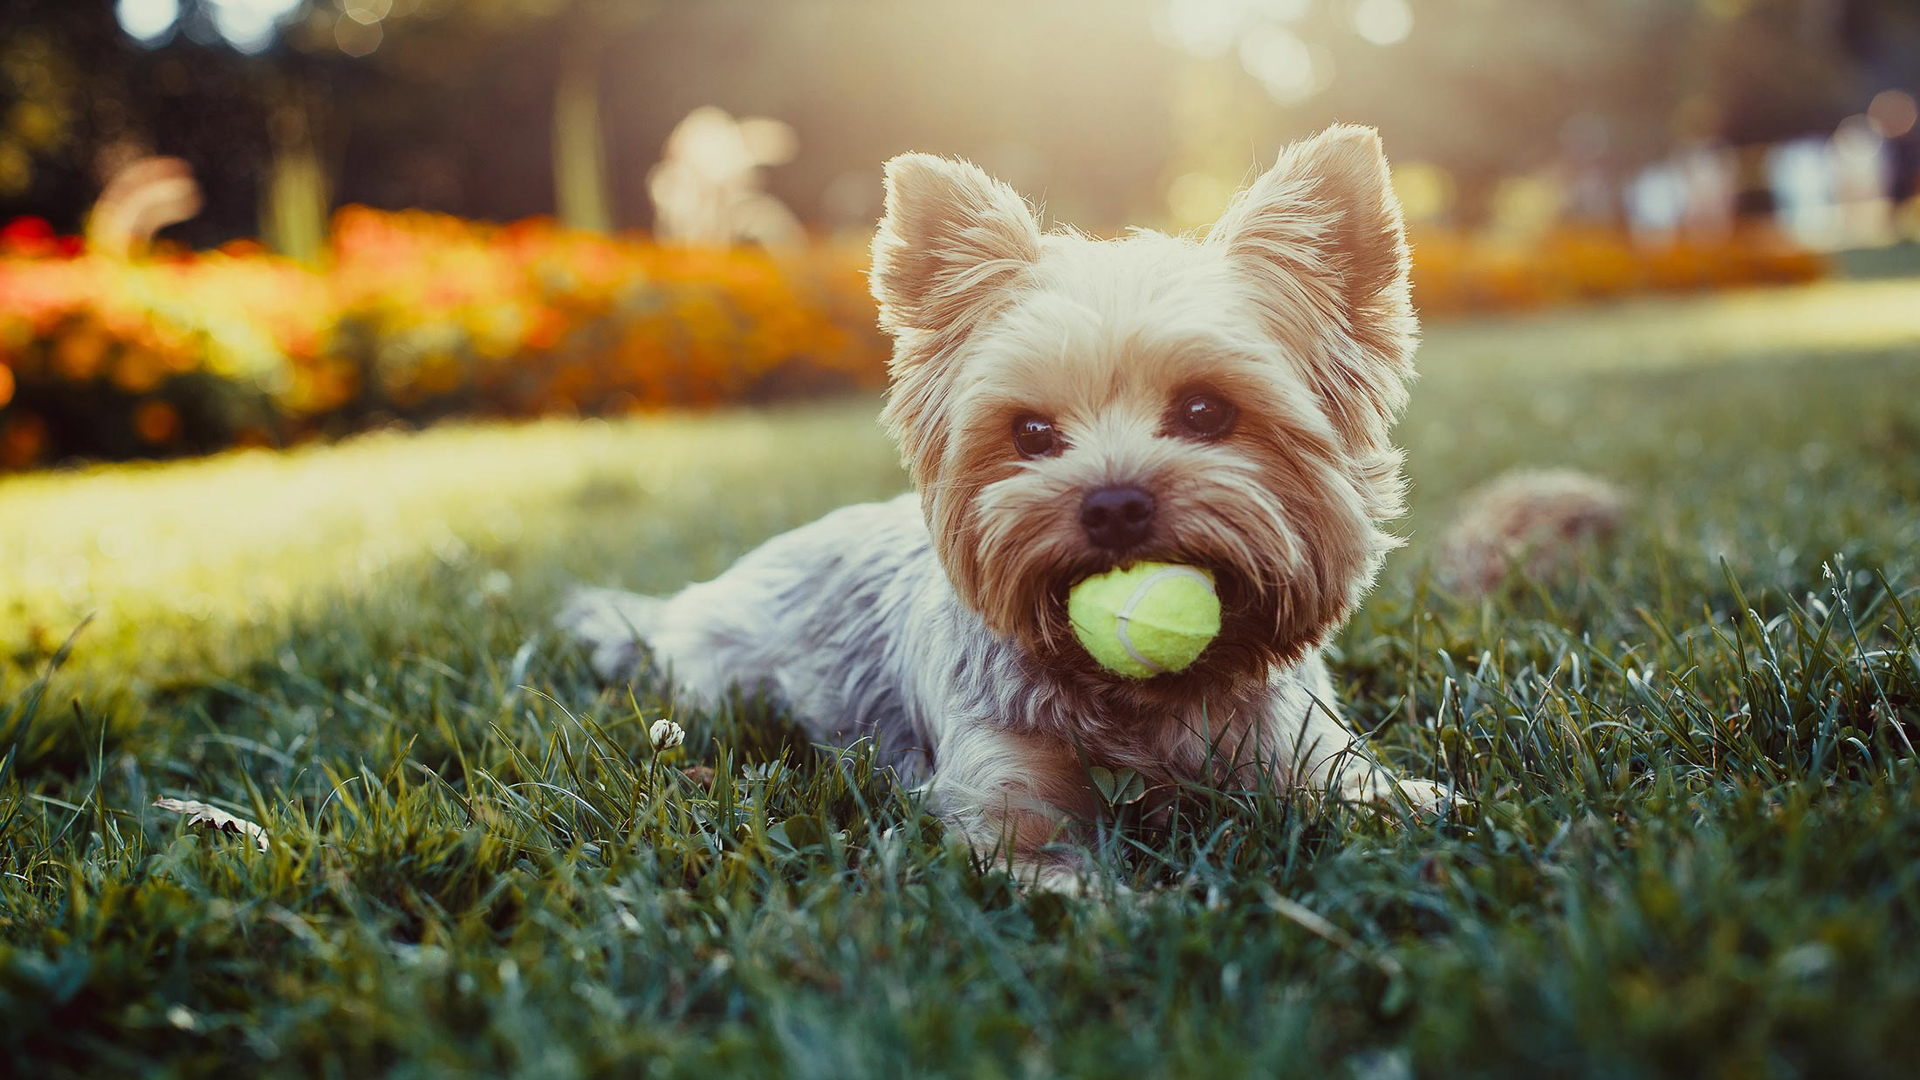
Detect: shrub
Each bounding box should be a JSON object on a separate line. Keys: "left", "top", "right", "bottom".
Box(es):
{"left": 0, "top": 210, "right": 888, "bottom": 468}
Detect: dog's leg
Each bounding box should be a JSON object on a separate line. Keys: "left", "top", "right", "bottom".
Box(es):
{"left": 927, "top": 721, "right": 1103, "bottom": 893}
{"left": 558, "top": 497, "right": 945, "bottom": 761}
{"left": 556, "top": 579, "right": 778, "bottom": 713}
{"left": 1284, "top": 699, "right": 1450, "bottom": 812}
{"left": 1260, "top": 654, "right": 1452, "bottom": 814}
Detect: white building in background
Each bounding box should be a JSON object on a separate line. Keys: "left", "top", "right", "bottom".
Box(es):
{"left": 1624, "top": 145, "right": 1736, "bottom": 244}
{"left": 1624, "top": 119, "right": 1901, "bottom": 251}
{"left": 1624, "top": 159, "right": 1688, "bottom": 241}
{"left": 1829, "top": 116, "right": 1896, "bottom": 246}
{"left": 1764, "top": 120, "right": 1900, "bottom": 251}
{"left": 1766, "top": 137, "right": 1842, "bottom": 249}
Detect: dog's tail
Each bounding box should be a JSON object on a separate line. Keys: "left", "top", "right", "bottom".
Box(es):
{"left": 1432, "top": 469, "right": 1628, "bottom": 599}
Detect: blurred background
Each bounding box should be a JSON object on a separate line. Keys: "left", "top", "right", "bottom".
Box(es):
{"left": 1, "top": 0, "right": 1917, "bottom": 468}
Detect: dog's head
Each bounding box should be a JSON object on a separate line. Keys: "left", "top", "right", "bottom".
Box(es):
{"left": 870, "top": 125, "right": 1416, "bottom": 684}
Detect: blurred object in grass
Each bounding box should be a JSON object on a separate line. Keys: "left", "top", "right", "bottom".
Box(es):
{"left": 152, "top": 797, "right": 271, "bottom": 852}
{"left": 1434, "top": 469, "right": 1628, "bottom": 599}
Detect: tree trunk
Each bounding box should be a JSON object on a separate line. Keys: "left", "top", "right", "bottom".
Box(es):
{"left": 553, "top": 31, "right": 612, "bottom": 234}
{"left": 262, "top": 88, "right": 329, "bottom": 264}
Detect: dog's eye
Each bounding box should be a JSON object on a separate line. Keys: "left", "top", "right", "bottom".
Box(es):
{"left": 1012, "top": 416, "right": 1061, "bottom": 458}
{"left": 1176, "top": 393, "right": 1236, "bottom": 439}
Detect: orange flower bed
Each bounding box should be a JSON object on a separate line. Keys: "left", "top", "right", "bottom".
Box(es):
{"left": 317, "top": 207, "right": 883, "bottom": 417}
{"left": 0, "top": 209, "right": 1824, "bottom": 469}
{"left": 1408, "top": 225, "right": 1825, "bottom": 317}
{"left": 0, "top": 208, "right": 889, "bottom": 468}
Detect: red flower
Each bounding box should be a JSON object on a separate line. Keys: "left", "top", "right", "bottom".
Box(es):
{"left": 1, "top": 216, "right": 62, "bottom": 258}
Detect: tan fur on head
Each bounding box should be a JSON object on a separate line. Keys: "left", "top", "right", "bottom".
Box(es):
{"left": 869, "top": 153, "right": 1043, "bottom": 334}
{"left": 869, "top": 126, "right": 1419, "bottom": 689}
{"left": 1206, "top": 125, "right": 1417, "bottom": 455}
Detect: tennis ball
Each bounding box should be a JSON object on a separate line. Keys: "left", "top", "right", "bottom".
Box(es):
{"left": 1067, "top": 562, "right": 1221, "bottom": 679}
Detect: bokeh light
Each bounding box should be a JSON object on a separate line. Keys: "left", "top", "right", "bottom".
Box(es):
{"left": 1166, "top": 170, "right": 1233, "bottom": 228}
{"left": 115, "top": 0, "right": 181, "bottom": 45}
{"left": 207, "top": 0, "right": 303, "bottom": 54}
{"left": 335, "top": 16, "right": 385, "bottom": 57}
{"left": 1352, "top": 0, "right": 1413, "bottom": 46}
{"left": 343, "top": 0, "right": 394, "bottom": 26}
{"left": 1238, "top": 22, "right": 1318, "bottom": 103}
{"left": 1392, "top": 161, "right": 1455, "bottom": 222}
{"left": 1158, "top": 0, "right": 1310, "bottom": 57}
{"left": 1160, "top": 0, "right": 1244, "bottom": 58}
{"left": 1869, "top": 89, "right": 1917, "bottom": 139}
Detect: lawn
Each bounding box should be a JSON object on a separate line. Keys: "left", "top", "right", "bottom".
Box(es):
{"left": 4, "top": 277, "right": 1920, "bottom": 1078}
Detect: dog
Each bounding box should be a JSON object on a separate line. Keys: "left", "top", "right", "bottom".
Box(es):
{"left": 561, "top": 124, "right": 1449, "bottom": 890}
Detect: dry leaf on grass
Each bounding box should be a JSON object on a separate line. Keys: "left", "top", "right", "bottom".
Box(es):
{"left": 153, "top": 797, "right": 270, "bottom": 852}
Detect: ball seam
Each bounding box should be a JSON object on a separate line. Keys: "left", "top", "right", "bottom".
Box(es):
{"left": 1113, "top": 565, "right": 1214, "bottom": 676}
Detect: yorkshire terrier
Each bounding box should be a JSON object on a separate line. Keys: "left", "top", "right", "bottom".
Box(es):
{"left": 561, "top": 124, "right": 1449, "bottom": 889}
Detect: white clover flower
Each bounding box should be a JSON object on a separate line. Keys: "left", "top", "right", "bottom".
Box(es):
{"left": 648, "top": 718, "right": 685, "bottom": 752}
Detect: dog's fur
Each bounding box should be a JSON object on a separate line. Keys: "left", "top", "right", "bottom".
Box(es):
{"left": 561, "top": 124, "right": 1446, "bottom": 889}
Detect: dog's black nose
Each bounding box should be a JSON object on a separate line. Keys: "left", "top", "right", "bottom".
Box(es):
{"left": 1080, "top": 486, "right": 1155, "bottom": 550}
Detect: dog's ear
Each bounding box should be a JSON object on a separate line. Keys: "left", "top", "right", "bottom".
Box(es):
{"left": 1208, "top": 125, "right": 1416, "bottom": 453}
{"left": 870, "top": 153, "right": 1042, "bottom": 334}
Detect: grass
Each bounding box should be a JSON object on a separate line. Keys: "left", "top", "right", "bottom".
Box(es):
{"left": 4, "top": 278, "right": 1920, "bottom": 1078}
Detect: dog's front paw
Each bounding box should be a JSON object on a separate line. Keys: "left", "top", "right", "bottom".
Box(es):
{"left": 1380, "top": 777, "right": 1457, "bottom": 815}
{"left": 1017, "top": 852, "right": 1134, "bottom": 901}
{"left": 1329, "top": 766, "right": 1460, "bottom": 817}
{"left": 1024, "top": 859, "right": 1094, "bottom": 896}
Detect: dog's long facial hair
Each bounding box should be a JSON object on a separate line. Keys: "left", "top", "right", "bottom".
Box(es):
{"left": 868, "top": 125, "right": 1418, "bottom": 750}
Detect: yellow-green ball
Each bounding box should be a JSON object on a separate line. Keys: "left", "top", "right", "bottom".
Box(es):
{"left": 1067, "top": 562, "right": 1222, "bottom": 679}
